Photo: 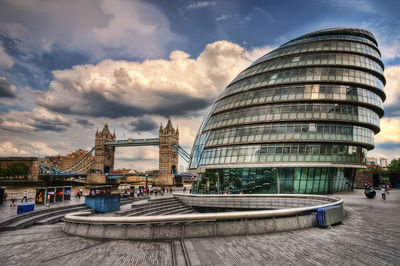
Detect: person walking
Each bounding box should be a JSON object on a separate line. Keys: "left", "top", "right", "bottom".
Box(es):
{"left": 10, "top": 193, "right": 16, "bottom": 207}
{"left": 381, "top": 187, "right": 386, "bottom": 200}
{"left": 21, "top": 191, "right": 28, "bottom": 202}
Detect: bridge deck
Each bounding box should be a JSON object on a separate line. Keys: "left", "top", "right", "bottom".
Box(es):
{"left": 104, "top": 138, "right": 159, "bottom": 147}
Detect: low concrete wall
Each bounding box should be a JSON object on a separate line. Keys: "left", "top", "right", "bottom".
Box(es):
{"left": 62, "top": 194, "right": 343, "bottom": 240}
{"left": 63, "top": 213, "right": 317, "bottom": 240}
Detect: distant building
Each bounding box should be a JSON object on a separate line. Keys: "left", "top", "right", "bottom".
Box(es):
{"left": 379, "top": 157, "right": 388, "bottom": 168}
{"left": 0, "top": 157, "right": 38, "bottom": 179}
{"left": 366, "top": 157, "right": 378, "bottom": 169}
{"left": 48, "top": 149, "right": 94, "bottom": 172}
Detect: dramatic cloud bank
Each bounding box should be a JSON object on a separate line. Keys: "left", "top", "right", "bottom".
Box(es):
{"left": 0, "top": 0, "right": 181, "bottom": 61}
{"left": 36, "top": 41, "right": 272, "bottom": 119}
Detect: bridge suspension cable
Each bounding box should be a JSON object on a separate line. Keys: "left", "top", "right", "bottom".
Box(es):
{"left": 63, "top": 147, "right": 95, "bottom": 172}
{"left": 39, "top": 148, "right": 95, "bottom": 175}
{"left": 171, "top": 143, "right": 191, "bottom": 163}
{"left": 73, "top": 159, "right": 94, "bottom": 173}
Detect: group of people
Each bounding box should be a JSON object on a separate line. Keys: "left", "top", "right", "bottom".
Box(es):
{"left": 122, "top": 186, "right": 193, "bottom": 197}
{"left": 5, "top": 190, "right": 29, "bottom": 207}
{"left": 364, "top": 183, "right": 391, "bottom": 200}
{"left": 132, "top": 186, "right": 173, "bottom": 197}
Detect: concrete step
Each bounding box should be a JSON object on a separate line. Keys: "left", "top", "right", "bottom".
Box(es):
{"left": 0, "top": 203, "right": 85, "bottom": 230}
{"left": 35, "top": 208, "right": 93, "bottom": 225}
{"left": 116, "top": 200, "right": 181, "bottom": 216}
{"left": 127, "top": 203, "right": 194, "bottom": 217}
{"left": 149, "top": 197, "right": 178, "bottom": 203}
{"left": 126, "top": 202, "right": 185, "bottom": 216}
{"left": 136, "top": 205, "right": 192, "bottom": 217}
{"left": 3, "top": 206, "right": 91, "bottom": 230}
{"left": 151, "top": 205, "right": 193, "bottom": 215}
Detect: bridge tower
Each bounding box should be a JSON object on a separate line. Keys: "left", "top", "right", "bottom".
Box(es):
{"left": 154, "top": 118, "right": 179, "bottom": 185}
{"left": 87, "top": 123, "right": 116, "bottom": 184}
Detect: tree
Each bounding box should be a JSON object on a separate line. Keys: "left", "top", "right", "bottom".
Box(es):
{"left": 0, "top": 168, "right": 6, "bottom": 177}
{"left": 388, "top": 159, "right": 400, "bottom": 171}
{"left": 6, "top": 162, "right": 30, "bottom": 178}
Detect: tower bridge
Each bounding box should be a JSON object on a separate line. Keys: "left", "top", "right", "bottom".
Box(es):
{"left": 38, "top": 118, "right": 192, "bottom": 185}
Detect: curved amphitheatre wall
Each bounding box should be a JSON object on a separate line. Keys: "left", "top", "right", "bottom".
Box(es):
{"left": 62, "top": 194, "right": 343, "bottom": 240}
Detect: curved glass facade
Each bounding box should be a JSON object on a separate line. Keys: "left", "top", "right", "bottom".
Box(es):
{"left": 190, "top": 28, "right": 385, "bottom": 194}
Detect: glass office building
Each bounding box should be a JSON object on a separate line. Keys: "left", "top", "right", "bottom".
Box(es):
{"left": 189, "top": 28, "right": 385, "bottom": 194}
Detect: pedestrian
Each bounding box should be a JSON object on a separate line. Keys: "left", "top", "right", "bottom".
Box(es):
{"left": 21, "top": 190, "right": 28, "bottom": 202}
{"left": 10, "top": 193, "right": 16, "bottom": 207}
{"left": 137, "top": 190, "right": 140, "bottom": 197}
{"left": 3, "top": 191, "right": 7, "bottom": 203}
{"left": 381, "top": 187, "right": 386, "bottom": 200}
{"left": 189, "top": 188, "right": 192, "bottom": 194}
{"left": 170, "top": 187, "right": 172, "bottom": 194}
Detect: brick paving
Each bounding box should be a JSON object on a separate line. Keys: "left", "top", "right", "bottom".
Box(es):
{"left": 0, "top": 189, "right": 399, "bottom": 265}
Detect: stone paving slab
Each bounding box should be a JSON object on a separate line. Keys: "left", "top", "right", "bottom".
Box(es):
{"left": 43, "top": 240, "right": 172, "bottom": 266}
{"left": 0, "top": 189, "right": 399, "bottom": 265}
{"left": 182, "top": 189, "right": 400, "bottom": 265}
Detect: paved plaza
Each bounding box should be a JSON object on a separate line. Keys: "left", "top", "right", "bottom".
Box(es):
{"left": 0, "top": 189, "right": 399, "bottom": 265}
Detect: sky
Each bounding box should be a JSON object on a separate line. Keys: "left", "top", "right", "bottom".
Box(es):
{"left": 0, "top": 0, "right": 400, "bottom": 171}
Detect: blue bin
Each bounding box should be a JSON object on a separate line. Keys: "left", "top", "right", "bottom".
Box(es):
{"left": 17, "top": 203, "right": 35, "bottom": 214}
{"left": 85, "top": 194, "right": 120, "bottom": 212}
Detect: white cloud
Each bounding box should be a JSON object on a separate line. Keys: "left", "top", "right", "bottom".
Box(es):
{"left": 0, "top": 141, "right": 29, "bottom": 156}
{"left": 37, "top": 41, "right": 273, "bottom": 119}
{"left": 31, "top": 106, "right": 68, "bottom": 124}
{"left": 216, "top": 14, "right": 231, "bottom": 21}
{"left": 375, "top": 118, "right": 400, "bottom": 143}
{"left": 185, "top": 1, "right": 216, "bottom": 9}
{"left": 0, "top": 107, "right": 70, "bottom": 133}
{"left": 380, "top": 36, "right": 400, "bottom": 60}
{"left": 0, "top": 120, "right": 36, "bottom": 132}
{"left": 383, "top": 65, "right": 400, "bottom": 106}
{"left": 0, "top": 46, "right": 14, "bottom": 69}
{"left": 30, "top": 142, "right": 58, "bottom": 156}
{"left": 0, "top": 141, "right": 59, "bottom": 157}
